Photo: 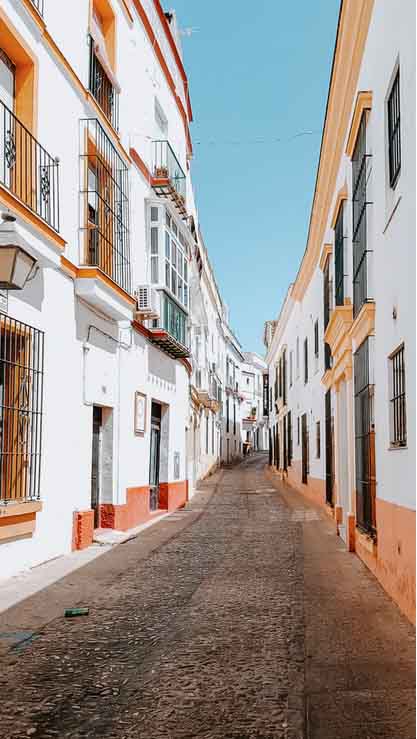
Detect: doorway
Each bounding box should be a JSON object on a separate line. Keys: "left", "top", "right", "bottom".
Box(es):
{"left": 301, "top": 413, "right": 308, "bottom": 484}
{"left": 325, "top": 389, "right": 334, "bottom": 506}
{"left": 91, "top": 406, "right": 103, "bottom": 527}
{"left": 149, "top": 402, "right": 161, "bottom": 511}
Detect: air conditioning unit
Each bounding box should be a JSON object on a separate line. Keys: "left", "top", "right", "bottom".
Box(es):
{"left": 134, "top": 285, "right": 159, "bottom": 320}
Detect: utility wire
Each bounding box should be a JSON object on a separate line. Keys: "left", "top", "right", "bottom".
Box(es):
{"left": 193, "top": 130, "right": 320, "bottom": 146}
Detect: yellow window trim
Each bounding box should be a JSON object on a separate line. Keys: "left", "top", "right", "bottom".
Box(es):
{"left": 346, "top": 91, "right": 373, "bottom": 159}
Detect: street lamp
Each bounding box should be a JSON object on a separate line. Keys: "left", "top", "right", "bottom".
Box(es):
{"left": 0, "top": 214, "right": 38, "bottom": 290}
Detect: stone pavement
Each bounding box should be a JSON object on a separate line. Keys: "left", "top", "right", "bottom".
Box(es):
{"left": 0, "top": 454, "right": 415, "bottom": 738}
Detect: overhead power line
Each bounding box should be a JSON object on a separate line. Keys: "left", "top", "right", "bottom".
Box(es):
{"left": 193, "top": 130, "right": 321, "bottom": 147}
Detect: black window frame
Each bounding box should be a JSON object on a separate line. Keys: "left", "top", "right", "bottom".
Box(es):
{"left": 387, "top": 69, "right": 401, "bottom": 187}
{"left": 334, "top": 204, "right": 345, "bottom": 306}
{"left": 352, "top": 111, "right": 372, "bottom": 318}
{"left": 354, "top": 337, "right": 376, "bottom": 535}
{"left": 389, "top": 343, "right": 406, "bottom": 447}
{"left": 304, "top": 338, "right": 308, "bottom": 385}
{"left": 314, "top": 320, "right": 319, "bottom": 359}
{"left": 316, "top": 420, "right": 321, "bottom": 459}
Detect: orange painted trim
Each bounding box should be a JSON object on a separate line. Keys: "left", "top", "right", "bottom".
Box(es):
{"left": 0, "top": 186, "right": 66, "bottom": 249}
{"left": 0, "top": 500, "right": 42, "bottom": 518}
{"left": 132, "top": 318, "right": 151, "bottom": 339}
{"left": 60, "top": 256, "right": 79, "bottom": 278}
{"left": 319, "top": 243, "right": 333, "bottom": 272}
{"left": 131, "top": 0, "right": 193, "bottom": 157}
{"left": 20, "top": 0, "right": 46, "bottom": 32}
{"left": 120, "top": 0, "right": 134, "bottom": 23}
{"left": 349, "top": 301, "right": 375, "bottom": 349}
{"left": 330, "top": 184, "right": 348, "bottom": 229}
{"left": 179, "top": 357, "right": 192, "bottom": 376}
{"left": 77, "top": 267, "right": 136, "bottom": 305}
{"left": 130, "top": 147, "right": 152, "bottom": 183}
{"left": 290, "top": 1, "right": 374, "bottom": 303}
{"left": 346, "top": 91, "right": 373, "bottom": 158}
{"left": 153, "top": 0, "right": 193, "bottom": 122}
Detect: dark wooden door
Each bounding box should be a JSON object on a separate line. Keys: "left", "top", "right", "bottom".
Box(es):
{"left": 325, "top": 389, "right": 334, "bottom": 505}
{"left": 91, "top": 406, "right": 102, "bottom": 526}
{"left": 301, "top": 413, "right": 308, "bottom": 484}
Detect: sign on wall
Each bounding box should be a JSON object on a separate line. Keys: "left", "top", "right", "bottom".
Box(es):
{"left": 134, "top": 392, "right": 147, "bottom": 435}
{"left": 263, "top": 374, "right": 269, "bottom": 417}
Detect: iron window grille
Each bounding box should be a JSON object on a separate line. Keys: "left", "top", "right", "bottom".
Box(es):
{"left": 287, "top": 411, "right": 292, "bottom": 466}
{"left": 324, "top": 343, "right": 332, "bottom": 372}
{"left": 314, "top": 320, "right": 319, "bottom": 358}
{"left": 0, "top": 315, "right": 44, "bottom": 503}
{"left": 297, "top": 416, "right": 300, "bottom": 446}
{"left": 352, "top": 111, "right": 372, "bottom": 318}
{"left": 316, "top": 421, "right": 321, "bottom": 458}
{"left": 282, "top": 350, "right": 287, "bottom": 405}
{"left": 88, "top": 35, "right": 119, "bottom": 131}
{"left": 334, "top": 204, "right": 345, "bottom": 306}
{"left": 226, "top": 397, "right": 229, "bottom": 433}
{"left": 323, "top": 256, "right": 333, "bottom": 331}
{"left": 389, "top": 344, "right": 406, "bottom": 447}
{"left": 387, "top": 70, "right": 401, "bottom": 187}
{"left": 0, "top": 97, "right": 59, "bottom": 232}
{"left": 80, "top": 118, "right": 131, "bottom": 294}
{"left": 325, "top": 389, "right": 334, "bottom": 506}
{"left": 354, "top": 337, "right": 376, "bottom": 535}
{"left": 304, "top": 338, "right": 308, "bottom": 384}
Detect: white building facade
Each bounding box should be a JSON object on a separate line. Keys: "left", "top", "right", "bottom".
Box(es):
{"left": 265, "top": 0, "right": 416, "bottom": 623}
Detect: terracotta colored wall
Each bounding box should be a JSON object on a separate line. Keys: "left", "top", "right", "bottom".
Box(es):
{"left": 159, "top": 481, "right": 187, "bottom": 511}
{"left": 285, "top": 460, "right": 327, "bottom": 508}
{"left": 98, "top": 486, "right": 150, "bottom": 531}
{"left": 72, "top": 510, "right": 94, "bottom": 550}
{"left": 356, "top": 498, "right": 416, "bottom": 624}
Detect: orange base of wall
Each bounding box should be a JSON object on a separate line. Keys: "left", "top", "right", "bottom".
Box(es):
{"left": 356, "top": 498, "right": 416, "bottom": 624}
{"left": 159, "top": 481, "right": 187, "bottom": 512}
{"left": 72, "top": 510, "right": 94, "bottom": 551}
{"left": 98, "top": 481, "right": 188, "bottom": 531}
{"left": 283, "top": 460, "right": 328, "bottom": 510}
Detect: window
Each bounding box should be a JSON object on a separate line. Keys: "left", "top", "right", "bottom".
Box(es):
{"left": 161, "top": 208, "right": 189, "bottom": 308}
{"left": 205, "top": 414, "right": 209, "bottom": 455}
{"left": 354, "top": 337, "right": 376, "bottom": 534}
{"left": 161, "top": 293, "right": 188, "bottom": 346}
{"left": 304, "top": 338, "right": 308, "bottom": 384}
{"left": 389, "top": 344, "right": 406, "bottom": 447}
{"left": 226, "top": 397, "right": 230, "bottom": 433}
{"left": 0, "top": 316, "right": 44, "bottom": 502}
{"left": 334, "top": 204, "right": 345, "bottom": 306}
{"left": 387, "top": 70, "right": 401, "bottom": 187}
{"left": 150, "top": 227, "right": 159, "bottom": 283}
{"left": 89, "top": 6, "right": 119, "bottom": 130}
{"left": 316, "top": 421, "right": 321, "bottom": 458}
{"left": 287, "top": 411, "right": 292, "bottom": 466}
{"left": 289, "top": 351, "right": 293, "bottom": 387}
{"left": 233, "top": 401, "right": 236, "bottom": 435}
{"left": 352, "top": 111, "right": 372, "bottom": 317}
{"left": 81, "top": 118, "right": 131, "bottom": 293}
{"left": 323, "top": 256, "right": 333, "bottom": 331}
{"left": 314, "top": 320, "right": 319, "bottom": 358}
{"left": 297, "top": 416, "right": 300, "bottom": 446}
{"left": 212, "top": 413, "right": 215, "bottom": 455}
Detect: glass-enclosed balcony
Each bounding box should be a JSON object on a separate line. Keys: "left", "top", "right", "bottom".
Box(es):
{"left": 149, "top": 291, "right": 190, "bottom": 359}
{"left": 152, "top": 141, "right": 186, "bottom": 216}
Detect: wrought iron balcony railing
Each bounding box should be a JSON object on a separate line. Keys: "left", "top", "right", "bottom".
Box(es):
{"left": 152, "top": 140, "right": 186, "bottom": 212}
{"left": 149, "top": 291, "right": 190, "bottom": 358}
{"left": 88, "top": 36, "right": 119, "bottom": 131}
{"left": 80, "top": 118, "right": 131, "bottom": 294}
{"left": 0, "top": 99, "right": 60, "bottom": 231}
{"left": 30, "top": 0, "right": 44, "bottom": 16}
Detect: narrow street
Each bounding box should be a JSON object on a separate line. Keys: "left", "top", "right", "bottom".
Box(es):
{"left": 0, "top": 455, "right": 415, "bottom": 739}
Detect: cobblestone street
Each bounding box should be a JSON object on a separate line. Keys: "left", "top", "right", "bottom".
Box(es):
{"left": 0, "top": 455, "right": 415, "bottom": 739}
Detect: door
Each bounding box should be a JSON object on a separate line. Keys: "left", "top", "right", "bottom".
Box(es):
{"left": 149, "top": 402, "right": 161, "bottom": 512}
{"left": 301, "top": 413, "right": 308, "bottom": 484}
{"left": 0, "top": 49, "right": 16, "bottom": 191}
{"left": 283, "top": 416, "right": 287, "bottom": 472}
{"left": 91, "top": 406, "right": 102, "bottom": 527}
{"left": 325, "top": 389, "right": 334, "bottom": 506}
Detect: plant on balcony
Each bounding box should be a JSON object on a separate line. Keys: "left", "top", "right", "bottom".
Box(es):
{"left": 155, "top": 166, "right": 169, "bottom": 179}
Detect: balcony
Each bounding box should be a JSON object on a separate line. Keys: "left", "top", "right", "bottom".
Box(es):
{"left": 79, "top": 118, "right": 131, "bottom": 296}
{"left": 152, "top": 141, "right": 186, "bottom": 217}
{"left": 148, "top": 291, "right": 190, "bottom": 359}
{"left": 88, "top": 35, "right": 119, "bottom": 131}
{"left": 0, "top": 99, "right": 60, "bottom": 231}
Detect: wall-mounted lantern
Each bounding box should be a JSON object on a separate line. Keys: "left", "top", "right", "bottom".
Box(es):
{"left": 0, "top": 214, "right": 38, "bottom": 290}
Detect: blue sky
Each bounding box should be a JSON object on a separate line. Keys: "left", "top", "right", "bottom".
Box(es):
{"left": 172, "top": 0, "right": 340, "bottom": 354}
